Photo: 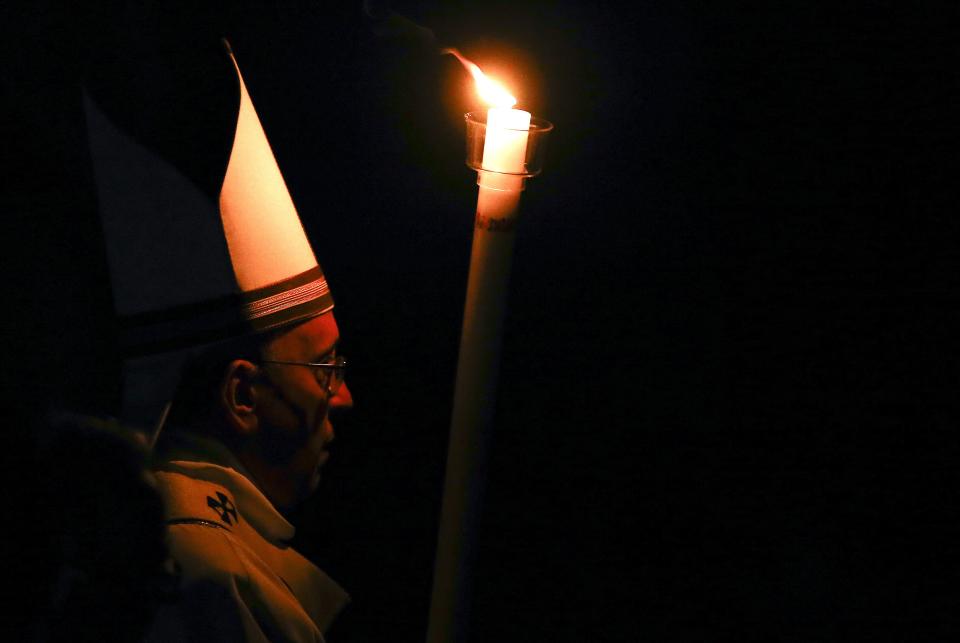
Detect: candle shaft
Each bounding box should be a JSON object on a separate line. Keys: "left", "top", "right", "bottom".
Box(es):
{"left": 427, "top": 185, "right": 521, "bottom": 643}
{"left": 428, "top": 105, "right": 531, "bottom": 643}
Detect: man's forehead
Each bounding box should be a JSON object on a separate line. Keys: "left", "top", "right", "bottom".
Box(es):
{"left": 282, "top": 312, "right": 340, "bottom": 357}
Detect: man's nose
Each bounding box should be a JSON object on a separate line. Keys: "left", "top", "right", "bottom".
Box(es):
{"left": 330, "top": 380, "right": 353, "bottom": 410}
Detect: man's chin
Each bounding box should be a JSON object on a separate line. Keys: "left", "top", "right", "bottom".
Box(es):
{"left": 308, "top": 460, "right": 325, "bottom": 492}
{"left": 317, "top": 448, "right": 331, "bottom": 467}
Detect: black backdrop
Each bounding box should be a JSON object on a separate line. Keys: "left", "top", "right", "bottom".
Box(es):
{"left": 3, "top": 2, "right": 959, "bottom": 641}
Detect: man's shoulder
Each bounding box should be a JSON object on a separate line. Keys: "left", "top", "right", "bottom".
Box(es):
{"left": 146, "top": 520, "right": 308, "bottom": 643}
{"left": 150, "top": 464, "right": 349, "bottom": 636}
{"left": 155, "top": 469, "right": 250, "bottom": 585}
{"left": 153, "top": 468, "right": 293, "bottom": 589}
{"left": 155, "top": 497, "right": 329, "bottom": 642}
{"left": 166, "top": 518, "right": 244, "bottom": 572}
{"left": 154, "top": 468, "right": 244, "bottom": 530}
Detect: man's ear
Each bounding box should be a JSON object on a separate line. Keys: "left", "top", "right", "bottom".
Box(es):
{"left": 220, "top": 359, "right": 260, "bottom": 434}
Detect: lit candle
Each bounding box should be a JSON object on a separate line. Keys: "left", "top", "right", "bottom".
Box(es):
{"left": 448, "top": 48, "right": 532, "bottom": 204}
{"left": 428, "top": 50, "right": 540, "bottom": 643}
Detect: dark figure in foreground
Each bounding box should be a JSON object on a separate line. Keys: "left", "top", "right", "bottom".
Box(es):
{"left": 18, "top": 414, "right": 170, "bottom": 643}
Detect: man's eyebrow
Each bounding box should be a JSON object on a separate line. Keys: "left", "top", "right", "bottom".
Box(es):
{"left": 312, "top": 340, "right": 339, "bottom": 362}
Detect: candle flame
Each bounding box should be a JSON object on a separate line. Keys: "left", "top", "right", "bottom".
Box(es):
{"left": 442, "top": 48, "right": 517, "bottom": 108}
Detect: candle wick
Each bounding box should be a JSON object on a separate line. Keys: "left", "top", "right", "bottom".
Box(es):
{"left": 440, "top": 47, "right": 463, "bottom": 63}
{"left": 440, "top": 47, "right": 476, "bottom": 74}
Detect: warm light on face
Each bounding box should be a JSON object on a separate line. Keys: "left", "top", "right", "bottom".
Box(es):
{"left": 443, "top": 48, "right": 517, "bottom": 108}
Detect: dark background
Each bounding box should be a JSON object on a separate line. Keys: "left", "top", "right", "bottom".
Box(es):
{"left": 3, "top": 1, "right": 959, "bottom": 641}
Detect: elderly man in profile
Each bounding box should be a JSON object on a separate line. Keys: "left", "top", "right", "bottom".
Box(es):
{"left": 148, "top": 47, "right": 354, "bottom": 641}
{"left": 85, "top": 38, "right": 356, "bottom": 641}
{"left": 147, "top": 311, "right": 353, "bottom": 642}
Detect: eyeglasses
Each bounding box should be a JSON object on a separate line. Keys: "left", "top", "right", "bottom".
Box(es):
{"left": 259, "top": 356, "right": 348, "bottom": 396}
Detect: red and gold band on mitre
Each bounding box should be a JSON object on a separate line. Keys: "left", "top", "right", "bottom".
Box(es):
{"left": 221, "top": 44, "right": 334, "bottom": 332}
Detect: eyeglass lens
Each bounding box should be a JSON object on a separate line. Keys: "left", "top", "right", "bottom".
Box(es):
{"left": 317, "top": 358, "right": 346, "bottom": 395}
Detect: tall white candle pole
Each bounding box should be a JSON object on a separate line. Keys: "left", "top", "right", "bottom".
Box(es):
{"left": 428, "top": 54, "right": 551, "bottom": 643}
